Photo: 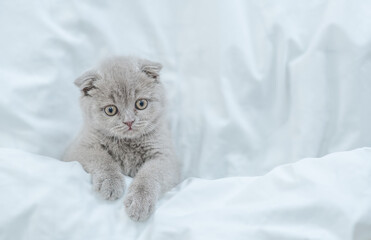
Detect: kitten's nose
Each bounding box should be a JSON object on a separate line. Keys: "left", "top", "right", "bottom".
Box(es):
{"left": 123, "top": 120, "right": 134, "bottom": 129}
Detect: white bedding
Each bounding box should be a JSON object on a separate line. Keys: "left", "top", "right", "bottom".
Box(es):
{"left": 1, "top": 0, "right": 371, "bottom": 178}
{"left": 1, "top": 148, "right": 371, "bottom": 240}
{"left": 1, "top": 0, "right": 371, "bottom": 239}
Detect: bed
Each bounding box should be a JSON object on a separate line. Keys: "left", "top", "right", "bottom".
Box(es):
{"left": 1, "top": 1, "right": 371, "bottom": 239}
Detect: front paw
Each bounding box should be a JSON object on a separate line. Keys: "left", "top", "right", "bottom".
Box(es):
{"left": 124, "top": 186, "right": 157, "bottom": 221}
{"left": 92, "top": 172, "right": 125, "bottom": 200}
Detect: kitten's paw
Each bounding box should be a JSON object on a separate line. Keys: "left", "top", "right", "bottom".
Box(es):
{"left": 92, "top": 172, "right": 125, "bottom": 200}
{"left": 124, "top": 186, "right": 157, "bottom": 221}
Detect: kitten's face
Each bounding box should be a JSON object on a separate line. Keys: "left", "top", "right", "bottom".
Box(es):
{"left": 75, "top": 57, "right": 165, "bottom": 139}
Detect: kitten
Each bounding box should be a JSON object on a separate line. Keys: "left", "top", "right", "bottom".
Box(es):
{"left": 63, "top": 56, "right": 181, "bottom": 221}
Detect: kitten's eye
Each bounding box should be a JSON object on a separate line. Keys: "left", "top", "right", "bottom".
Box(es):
{"left": 135, "top": 99, "right": 148, "bottom": 110}
{"left": 104, "top": 105, "right": 118, "bottom": 116}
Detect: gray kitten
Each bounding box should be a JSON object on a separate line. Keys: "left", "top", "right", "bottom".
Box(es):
{"left": 63, "top": 56, "right": 181, "bottom": 221}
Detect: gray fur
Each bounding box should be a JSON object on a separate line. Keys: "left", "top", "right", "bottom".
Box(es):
{"left": 63, "top": 56, "right": 181, "bottom": 221}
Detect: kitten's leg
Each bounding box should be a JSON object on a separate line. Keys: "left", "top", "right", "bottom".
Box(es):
{"left": 64, "top": 145, "right": 125, "bottom": 201}
{"left": 124, "top": 157, "right": 180, "bottom": 221}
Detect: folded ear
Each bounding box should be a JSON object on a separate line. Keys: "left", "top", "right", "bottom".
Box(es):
{"left": 139, "top": 59, "right": 163, "bottom": 81}
{"left": 74, "top": 70, "right": 101, "bottom": 97}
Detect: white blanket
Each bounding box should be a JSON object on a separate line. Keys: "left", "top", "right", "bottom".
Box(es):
{"left": 1, "top": 148, "right": 371, "bottom": 240}
{"left": 1, "top": 0, "right": 371, "bottom": 239}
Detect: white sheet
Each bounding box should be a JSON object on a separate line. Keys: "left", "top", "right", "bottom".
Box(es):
{"left": 1, "top": 1, "right": 371, "bottom": 179}
{"left": 1, "top": 1, "right": 371, "bottom": 239}
{"left": 1, "top": 148, "right": 371, "bottom": 240}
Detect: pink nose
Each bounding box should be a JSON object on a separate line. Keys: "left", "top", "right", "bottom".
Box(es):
{"left": 124, "top": 121, "right": 134, "bottom": 129}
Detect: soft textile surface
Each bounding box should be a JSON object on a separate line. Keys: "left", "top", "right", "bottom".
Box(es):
{"left": 1, "top": 148, "right": 371, "bottom": 240}
{"left": 1, "top": 1, "right": 371, "bottom": 179}
{"left": 1, "top": 1, "right": 371, "bottom": 239}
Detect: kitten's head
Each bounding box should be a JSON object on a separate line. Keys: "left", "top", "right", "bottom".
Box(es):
{"left": 75, "top": 56, "right": 165, "bottom": 139}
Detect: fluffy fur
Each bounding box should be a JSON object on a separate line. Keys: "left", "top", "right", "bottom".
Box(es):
{"left": 63, "top": 56, "right": 180, "bottom": 221}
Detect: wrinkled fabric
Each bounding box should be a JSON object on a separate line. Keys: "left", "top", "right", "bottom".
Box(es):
{"left": 1, "top": 1, "right": 371, "bottom": 178}
{"left": 1, "top": 1, "right": 371, "bottom": 239}
{"left": 0, "top": 148, "right": 371, "bottom": 240}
